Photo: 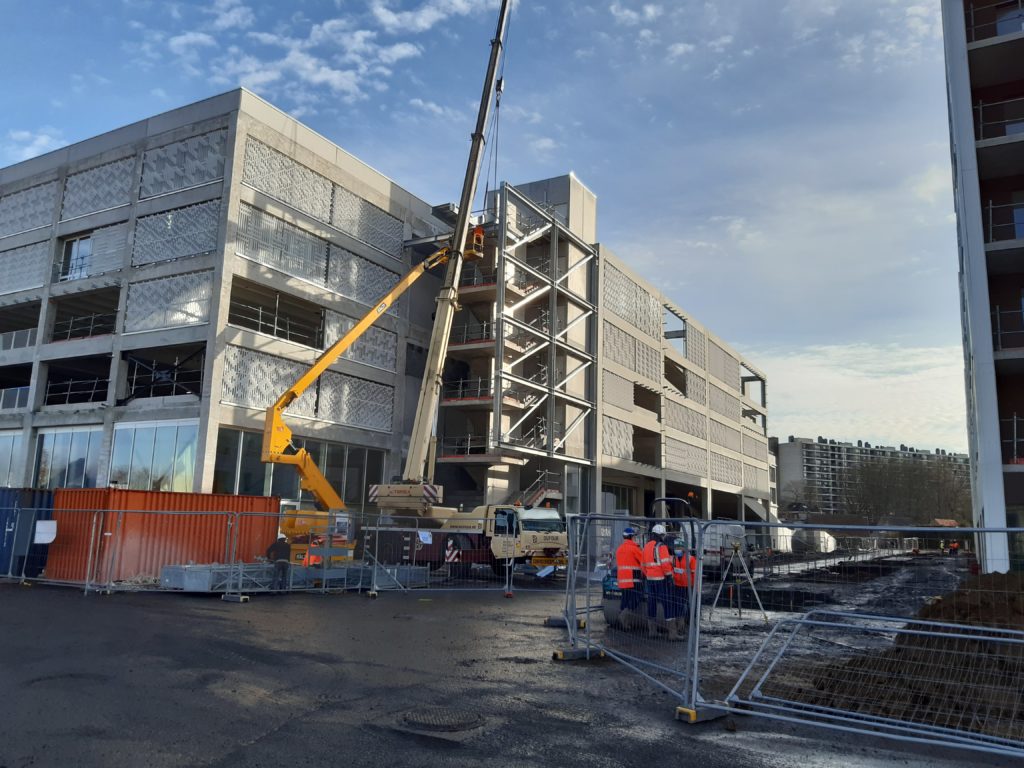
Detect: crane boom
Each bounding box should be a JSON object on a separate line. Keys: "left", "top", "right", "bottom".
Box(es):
{"left": 402, "top": 0, "right": 512, "bottom": 484}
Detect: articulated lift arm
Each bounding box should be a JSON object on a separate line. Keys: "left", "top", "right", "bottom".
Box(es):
{"left": 261, "top": 246, "right": 451, "bottom": 511}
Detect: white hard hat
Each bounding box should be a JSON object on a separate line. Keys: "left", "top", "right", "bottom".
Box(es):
{"left": 651, "top": 524, "right": 666, "bottom": 535}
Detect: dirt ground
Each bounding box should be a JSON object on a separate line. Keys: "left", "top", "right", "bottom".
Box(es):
{"left": 0, "top": 581, "right": 1016, "bottom": 768}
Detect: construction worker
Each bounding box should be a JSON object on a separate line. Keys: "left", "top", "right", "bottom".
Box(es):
{"left": 302, "top": 535, "right": 324, "bottom": 567}
{"left": 950, "top": 539, "right": 960, "bottom": 557}
{"left": 642, "top": 524, "right": 677, "bottom": 639}
{"left": 615, "top": 527, "right": 644, "bottom": 629}
{"left": 670, "top": 540, "right": 698, "bottom": 638}
{"left": 266, "top": 534, "right": 291, "bottom": 592}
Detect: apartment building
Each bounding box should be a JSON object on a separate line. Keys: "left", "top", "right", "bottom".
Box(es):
{"left": 776, "top": 436, "right": 969, "bottom": 515}
{"left": 942, "top": 0, "right": 1024, "bottom": 568}
{"left": 0, "top": 89, "right": 774, "bottom": 521}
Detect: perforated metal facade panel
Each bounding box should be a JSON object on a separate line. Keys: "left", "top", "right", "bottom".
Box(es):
{"left": 708, "top": 340, "right": 741, "bottom": 391}
{"left": 327, "top": 244, "right": 400, "bottom": 313}
{"left": 742, "top": 434, "right": 768, "bottom": 462}
{"left": 236, "top": 203, "right": 327, "bottom": 285}
{"left": 602, "top": 369, "right": 634, "bottom": 411}
{"left": 685, "top": 370, "right": 707, "bottom": 405}
{"left": 635, "top": 339, "right": 661, "bottom": 383}
{"left": 124, "top": 271, "right": 213, "bottom": 332}
{"left": 602, "top": 415, "right": 633, "bottom": 460}
{"left": 710, "top": 452, "right": 742, "bottom": 485}
{"left": 602, "top": 263, "right": 661, "bottom": 339}
{"left": 686, "top": 325, "right": 707, "bottom": 370}
{"left": 664, "top": 398, "right": 706, "bottom": 439}
{"left": 0, "top": 181, "right": 58, "bottom": 237}
{"left": 61, "top": 157, "right": 134, "bottom": 220}
{"left": 220, "top": 345, "right": 317, "bottom": 418}
{"left": 133, "top": 200, "right": 220, "bottom": 266}
{"left": 90, "top": 223, "right": 128, "bottom": 275}
{"left": 743, "top": 464, "right": 770, "bottom": 492}
{"left": 709, "top": 384, "right": 741, "bottom": 421}
{"left": 709, "top": 419, "right": 742, "bottom": 452}
{"left": 319, "top": 370, "right": 394, "bottom": 432}
{"left": 666, "top": 438, "right": 706, "bottom": 477}
{"left": 324, "top": 311, "right": 398, "bottom": 371}
{"left": 140, "top": 129, "right": 227, "bottom": 199}
{"left": 602, "top": 320, "right": 634, "bottom": 370}
{"left": 332, "top": 184, "right": 403, "bottom": 258}
{"left": 0, "top": 240, "right": 49, "bottom": 295}
{"left": 241, "top": 138, "right": 332, "bottom": 222}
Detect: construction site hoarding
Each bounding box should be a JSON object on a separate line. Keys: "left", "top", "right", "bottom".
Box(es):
{"left": 45, "top": 489, "right": 280, "bottom": 584}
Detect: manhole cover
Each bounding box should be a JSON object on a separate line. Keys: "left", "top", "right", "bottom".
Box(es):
{"left": 401, "top": 707, "right": 485, "bottom": 732}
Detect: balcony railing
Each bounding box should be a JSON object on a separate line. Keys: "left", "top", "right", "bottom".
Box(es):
{"left": 0, "top": 327, "right": 37, "bottom": 351}
{"left": 983, "top": 200, "right": 1024, "bottom": 242}
{"left": 0, "top": 386, "right": 30, "bottom": 410}
{"left": 441, "top": 377, "right": 531, "bottom": 404}
{"left": 438, "top": 435, "right": 491, "bottom": 456}
{"left": 126, "top": 357, "right": 204, "bottom": 399}
{"left": 227, "top": 301, "right": 322, "bottom": 348}
{"left": 1001, "top": 414, "right": 1024, "bottom": 462}
{"left": 51, "top": 312, "right": 117, "bottom": 342}
{"left": 975, "top": 95, "right": 1024, "bottom": 139}
{"left": 449, "top": 322, "right": 495, "bottom": 345}
{"left": 992, "top": 306, "right": 1024, "bottom": 349}
{"left": 44, "top": 377, "right": 108, "bottom": 406}
{"left": 966, "top": 0, "right": 1024, "bottom": 42}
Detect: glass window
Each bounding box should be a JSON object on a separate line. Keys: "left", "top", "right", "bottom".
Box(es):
{"left": 343, "top": 447, "right": 366, "bottom": 509}
{"left": 109, "top": 429, "right": 134, "bottom": 486}
{"left": 0, "top": 432, "right": 20, "bottom": 487}
{"left": 83, "top": 431, "right": 101, "bottom": 488}
{"left": 212, "top": 428, "right": 240, "bottom": 494}
{"left": 128, "top": 427, "right": 155, "bottom": 490}
{"left": 270, "top": 462, "right": 298, "bottom": 501}
{"left": 238, "top": 431, "right": 266, "bottom": 496}
{"left": 366, "top": 449, "right": 384, "bottom": 487}
{"left": 151, "top": 425, "right": 177, "bottom": 491}
{"left": 323, "top": 443, "right": 346, "bottom": 496}
{"left": 65, "top": 430, "right": 90, "bottom": 488}
{"left": 47, "top": 432, "right": 72, "bottom": 489}
{"left": 172, "top": 424, "right": 197, "bottom": 492}
{"left": 60, "top": 236, "right": 93, "bottom": 281}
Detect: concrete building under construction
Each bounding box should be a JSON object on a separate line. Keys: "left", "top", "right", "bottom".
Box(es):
{"left": 0, "top": 89, "right": 774, "bottom": 522}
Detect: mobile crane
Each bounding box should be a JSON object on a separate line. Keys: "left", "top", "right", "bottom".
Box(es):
{"left": 261, "top": 0, "right": 567, "bottom": 572}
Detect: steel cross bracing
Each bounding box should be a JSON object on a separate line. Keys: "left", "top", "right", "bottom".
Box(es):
{"left": 489, "top": 182, "right": 597, "bottom": 465}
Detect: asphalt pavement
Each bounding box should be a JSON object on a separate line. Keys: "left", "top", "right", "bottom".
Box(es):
{"left": 0, "top": 582, "right": 1014, "bottom": 768}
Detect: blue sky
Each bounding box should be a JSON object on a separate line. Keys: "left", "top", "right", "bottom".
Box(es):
{"left": 0, "top": 0, "right": 967, "bottom": 451}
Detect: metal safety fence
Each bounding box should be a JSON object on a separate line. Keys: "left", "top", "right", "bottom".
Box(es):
{"left": 1, "top": 506, "right": 568, "bottom": 598}
{"left": 561, "top": 514, "right": 1024, "bottom": 760}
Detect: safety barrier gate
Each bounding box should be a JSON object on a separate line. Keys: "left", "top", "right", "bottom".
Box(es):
{"left": 562, "top": 514, "right": 1024, "bottom": 760}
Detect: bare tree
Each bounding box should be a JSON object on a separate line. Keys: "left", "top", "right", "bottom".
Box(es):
{"left": 839, "top": 457, "right": 971, "bottom": 525}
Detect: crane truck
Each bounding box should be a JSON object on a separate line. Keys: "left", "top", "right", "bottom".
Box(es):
{"left": 261, "top": 0, "right": 568, "bottom": 575}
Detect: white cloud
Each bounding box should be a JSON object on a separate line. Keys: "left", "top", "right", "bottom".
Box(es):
{"left": 609, "top": 2, "right": 662, "bottom": 26}
{"left": 748, "top": 343, "right": 967, "bottom": 452}
{"left": 529, "top": 136, "right": 558, "bottom": 153}
{"left": 168, "top": 31, "right": 216, "bottom": 56}
{"left": 206, "top": 0, "right": 254, "bottom": 31}
{"left": 912, "top": 165, "right": 951, "bottom": 206}
{"left": 667, "top": 42, "right": 695, "bottom": 61}
{"left": 409, "top": 97, "right": 463, "bottom": 120}
{"left": 707, "top": 34, "right": 733, "bottom": 53}
{"left": 370, "top": 0, "right": 492, "bottom": 34}
{"left": 2, "top": 127, "right": 66, "bottom": 163}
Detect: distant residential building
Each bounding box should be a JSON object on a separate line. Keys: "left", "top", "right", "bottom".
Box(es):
{"left": 775, "top": 436, "right": 969, "bottom": 515}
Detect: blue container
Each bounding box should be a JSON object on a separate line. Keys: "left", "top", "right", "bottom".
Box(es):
{"left": 0, "top": 489, "right": 54, "bottom": 578}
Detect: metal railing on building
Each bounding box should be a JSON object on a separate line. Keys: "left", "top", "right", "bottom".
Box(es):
{"left": 0, "top": 327, "right": 37, "bottom": 351}
{"left": 50, "top": 312, "right": 117, "bottom": 342}
{"left": 227, "top": 301, "right": 323, "bottom": 348}
{"left": 449, "top": 321, "right": 495, "bottom": 344}
{"left": 44, "top": 377, "right": 109, "bottom": 406}
{"left": 125, "top": 358, "right": 204, "bottom": 399}
{"left": 1000, "top": 413, "right": 1024, "bottom": 463}
{"left": 984, "top": 200, "right": 1024, "bottom": 243}
{"left": 991, "top": 306, "right": 1024, "bottom": 350}
{"left": 975, "top": 95, "right": 1024, "bottom": 140}
{"left": 438, "top": 435, "right": 491, "bottom": 456}
{"left": 0, "top": 386, "right": 30, "bottom": 410}
{"left": 965, "top": 0, "right": 1024, "bottom": 42}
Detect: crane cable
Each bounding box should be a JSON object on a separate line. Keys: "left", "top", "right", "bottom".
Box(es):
{"left": 482, "top": 5, "right": 513, "bottom": 213}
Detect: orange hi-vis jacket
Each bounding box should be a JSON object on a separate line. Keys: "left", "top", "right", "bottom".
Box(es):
{"left": 672, "top": 553, "right": 698, "bottom": 588}
{"left": 642, "top": 539, "right": 672, "bottom": 580}
{"left": 615, "top": 539, "right": 644, "bottom": 589}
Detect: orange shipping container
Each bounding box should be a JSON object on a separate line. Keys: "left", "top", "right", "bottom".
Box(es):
{"left": 47, "top": 489, "right": 280, "bottom": 584}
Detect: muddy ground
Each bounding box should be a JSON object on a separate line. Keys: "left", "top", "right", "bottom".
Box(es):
{"left": 0, "top": 581, "right": 1015, "bottom": 768}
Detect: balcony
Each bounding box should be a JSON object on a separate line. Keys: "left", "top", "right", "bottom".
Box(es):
{"left": 49, "top": 288, "right": 121, "bottom": 343}
{"left": 967, "top": 2, "right": 1024, "bottom": 89}
{"left": 227, "top": 279, "right": 323, "bottom": 348}
{"left": 51, "top": 312, "right": 117, "bottom": 342}
{"left": 122, "top": 344, "right": 205, "bottom": 402}
{"left": 983, "top": 200, "right": 1024, "bottom": 243}
{"left": 993, "top": 306, "right": 1024, "bottom": 350}
{"left": 440, "top": 377, "right": 531, "bottom": 410}
{"left": 44, "top": 377, "right": 109, "bottom": 406}
{"left": 1001, "top": 414, "right": 1024, "bottom": 463}
{"left": 0, "top": 327, "right": 37, "bottom": 351}
{"left": 976, "top": 95, "right": 1024, "bottom": 139}
{"left": 458, "top": 264, "right": 539, "bottom": 304}
{"left": 436, "top": 433, "right": 528, "bottom": 465}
